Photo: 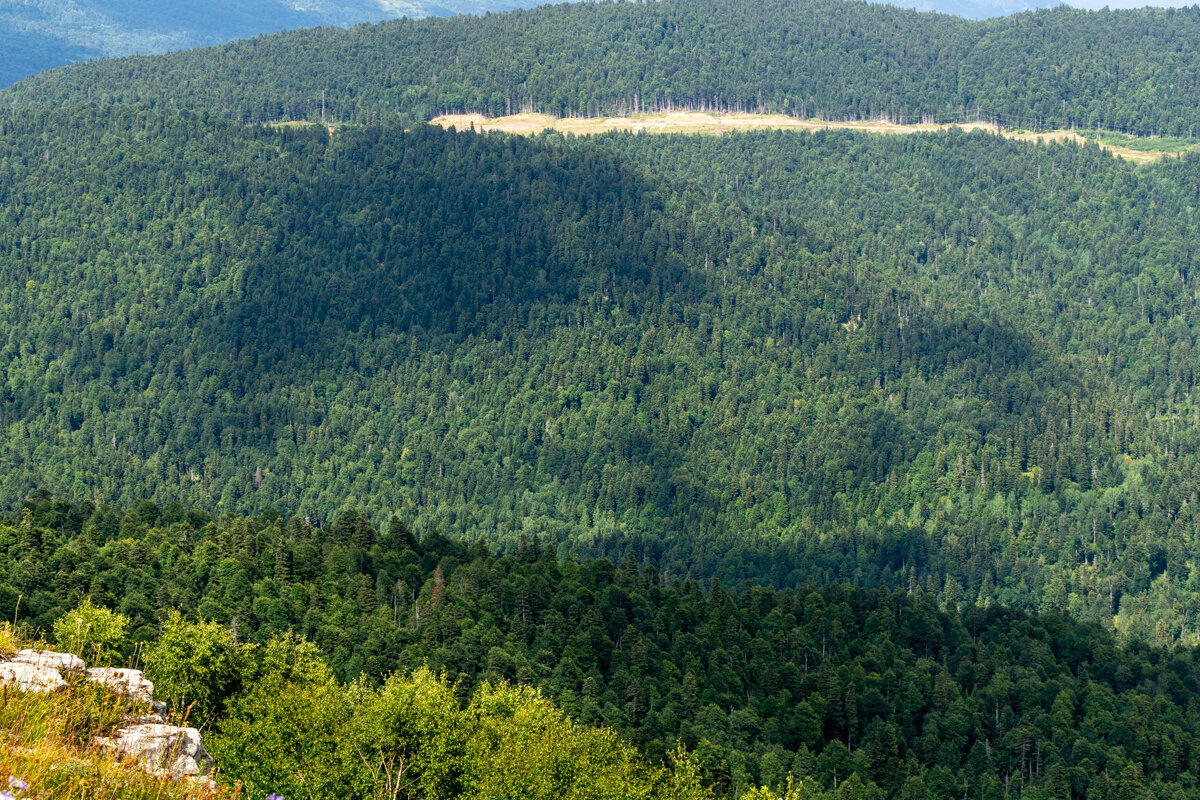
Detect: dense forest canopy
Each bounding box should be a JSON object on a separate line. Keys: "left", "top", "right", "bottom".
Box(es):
{"left": 7, "top": 3, "right": 1200, "bottom": 796}
{"left": 5, "top": 2, "right": 1200, "bottom": 798}
{"left": 6, "top": 0, "right": 1200, "bottom": 135}
{"left": 1, "top": 106, "right": 1200, "bottom": 644}
{"left": 9, "top": 495, "right": 1200, "bottom": 800}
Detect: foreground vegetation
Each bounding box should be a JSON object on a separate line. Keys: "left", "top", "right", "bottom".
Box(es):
{"left": 3, "top": 496, "right": 1200, "bottom": 798}
{"left": 0, "top": 624, "right": 215, "bottom": 800}
{"left": 0, "top": 617, "right": 711, "bottom": 800}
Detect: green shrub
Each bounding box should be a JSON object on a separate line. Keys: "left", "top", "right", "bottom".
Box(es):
{"left": 143, "top": 610, "right": 243, "bottom": 722}
{"left": 51, "top": 598, "right": 130, "bottom": 666}
{"left": 212, "top": 659, "right": 713, "bottom": 800}
{"left": 209, "top": 634, "right": 351, "bottom": 798}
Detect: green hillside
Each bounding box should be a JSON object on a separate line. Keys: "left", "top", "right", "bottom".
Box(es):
{"left": 5, "top": 2, "right": 1200, "bottom": 798}
{"left": 1, "top": 105, "right": 1200, "bottom": 641}
{"left": 8, "top": 496, "right": 1200, "bottom": 799}
{"left": 0, "top": 0, "right": 555, "bottom": 89}
{"left": 7, "top": 0, "right": 1200, "bottom": 135}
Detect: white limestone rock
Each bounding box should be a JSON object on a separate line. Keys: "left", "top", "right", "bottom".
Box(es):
{"left": 96, "top": 724, "right": 213, "bottom": 778}
{"left": 0, "top": 660, "right": 67, "bottom": 692}
{"left": 11, "top": 648, "right": 86, "bottom": 673}
{"left": 86, "top": 668, "right": 156, "bottom": 704}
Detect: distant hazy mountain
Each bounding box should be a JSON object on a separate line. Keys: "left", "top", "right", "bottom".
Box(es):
{"left": 886, "top": 0, "right": 1065, "bottom": 16}
{"left": 890, "top": 0, "right": 1200, "bottom": 17}
{"left": 3, "top": 0, "right": 1197, "bottom": 88}
{"left": 0, "top": 0, "right": 545, "bottom": 87}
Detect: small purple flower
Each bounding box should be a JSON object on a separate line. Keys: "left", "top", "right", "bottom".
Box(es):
{"left": 7, "top": 777, "right": 26, "bottom": 792}
{"left": 266, "top": 795, "right": 286, "bottom": 800}
{"left": 0, "top": 790, "right": 17, "bottom": 800}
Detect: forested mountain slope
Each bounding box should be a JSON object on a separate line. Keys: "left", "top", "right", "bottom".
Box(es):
{"left": 3, "top": 106, "right": 1200, "bottom": 642}
{"left": 8, "top": 495, "right": 1200, "bottom": 800}
{"left": 5, "top": 1, "right": 1200, "bottom": 798}
{"left": 7, "top": 0, "right": 1200, "bottom": 135}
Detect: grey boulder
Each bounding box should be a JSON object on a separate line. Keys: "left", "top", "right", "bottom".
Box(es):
{"left": 96, "top": 723, "right": 213, "bottom": 778}
{"left": 85, "top": 667, "right": 166, "bottom": 713}
{"left": 0, "top": 660, "right": 67, "bottom": 692}
{"left": 11, "top": 648, "right": 86, "bottom": 673}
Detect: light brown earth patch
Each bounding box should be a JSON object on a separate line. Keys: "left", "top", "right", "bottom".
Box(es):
{"left": 429, "top": 112, "right": 1192, "bottom": 163}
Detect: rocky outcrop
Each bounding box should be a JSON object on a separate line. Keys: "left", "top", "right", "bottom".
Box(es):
{"left": 11, "top": 648, "right": 86, "bottom": 674}
{"left": 86, "top": 668, "right": 155, "bottom": 703}
{"left": 85, "top": 667, "right": 168, "bottom": 715}
{"left": 0, "top": 649, "right": 90, "bottom": 692}
{"left": 0, "top": 648, "right": 212, "bottom": 781}
{"left": 95, "top": 723, "right": 213, "bottom": 778}
{"left": 0, "top": 660, "right": 68, "bottom": 692}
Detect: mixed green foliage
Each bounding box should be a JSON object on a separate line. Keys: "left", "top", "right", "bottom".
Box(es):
{"left": 50, "top": 595, "right": 130, "bottom": 667}
{"left": 8, "top": 0, "right": 1200, "bottom": 135}
{"left": 209, "top": 646, "right": 709, "bottom": 800}
{"left": 0, "top": 614, "right": 705, "bottom": 800}
{"left": 13, "top": 499, "right": 1200, "bottom": 799}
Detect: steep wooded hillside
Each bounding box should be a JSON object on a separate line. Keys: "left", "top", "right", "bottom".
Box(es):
{"left": 3, "top": 106, "right": 1200, "bottom": 642}
{"left": 7, "top": 0, "right": 1200, "bottom": 135}
{"left": 5, "top": 3, "right": 1200, "bottom": 799}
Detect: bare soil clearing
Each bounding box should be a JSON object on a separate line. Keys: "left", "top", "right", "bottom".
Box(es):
{"left": 430, "top": 111, "right": 1191, "bottom": 163}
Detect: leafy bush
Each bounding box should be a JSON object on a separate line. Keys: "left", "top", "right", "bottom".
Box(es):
{"left": 211, "top": 661, "right": 710, "bottom": 800}
{"left": 209, "top": 634, "right": 350, "bottom": 798}
{"left": 51, "top": 597, "right": 130, "bottom": 667}
{"left": 143, "top": 610, "right": 243, "bottom": 723}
